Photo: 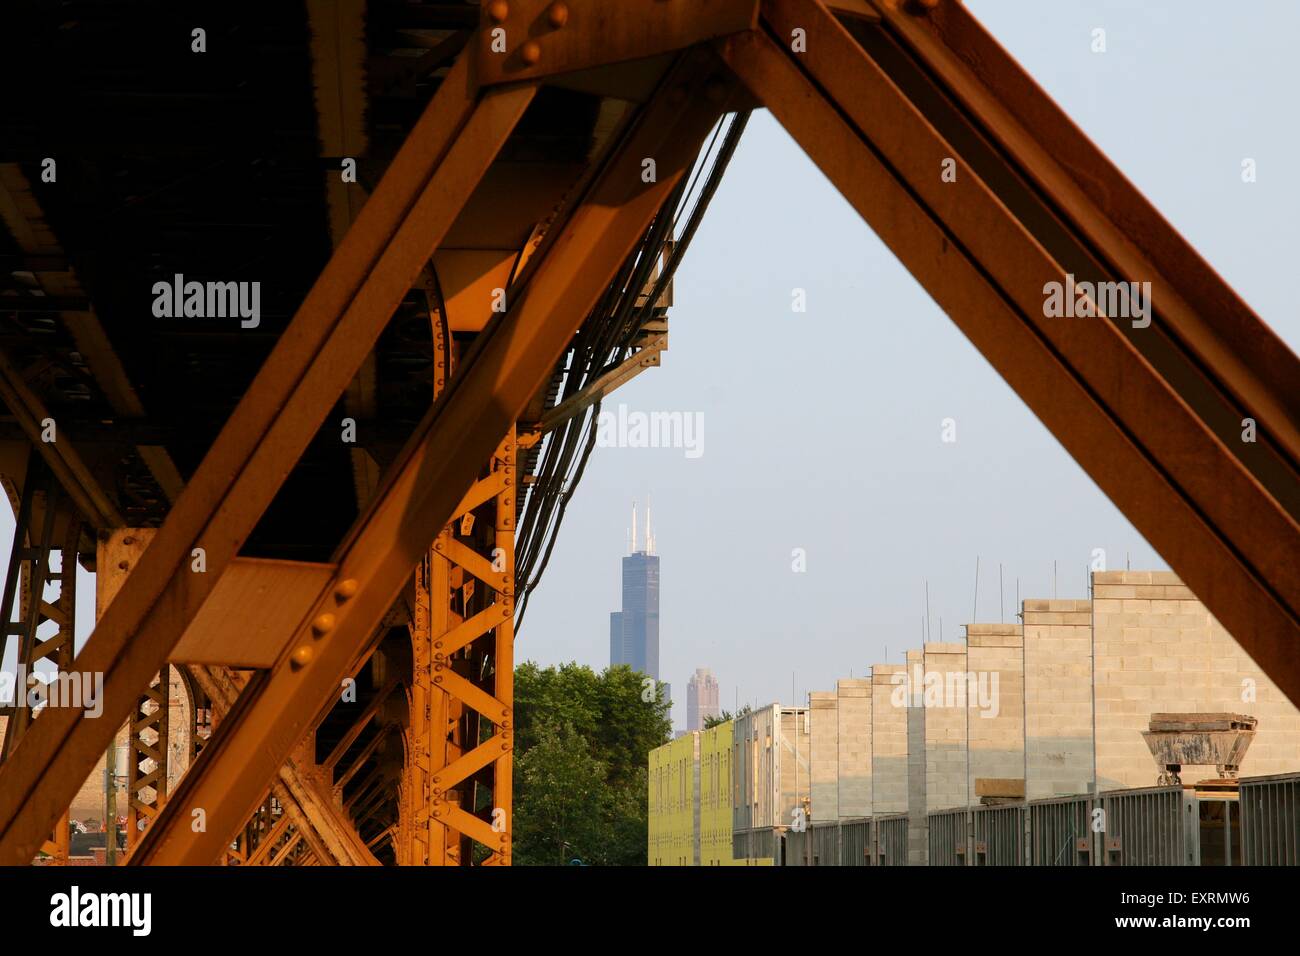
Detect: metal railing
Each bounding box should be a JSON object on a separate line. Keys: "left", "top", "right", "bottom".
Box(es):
{"left": 927, "top": 808, "right": 969, "bottom": 866}
{"left": 766, "top": 773, "right": 1300, "bottom": 866}
{"left": 1240, "top": 772, "right": 1300, "bottom": 865}
{"left": 1029, "top": 793, "right": 1093, "bottom": 866}
{"left": 1100, "top": 785, "right": 1195, "bottom": 866}
{"left": 972, "top": 804, "right": 1025, "bottom": 866}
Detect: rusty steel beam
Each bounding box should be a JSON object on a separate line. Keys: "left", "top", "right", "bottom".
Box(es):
{"left": 126, "top": 51, "right": 739, "bottom": 865}
{"left": 0, "top": 345, "right": 123, "bottom": 529}
{"left": 715, "top": 0, "right": 1300, "bottom": 702}
{"left": 322, "top": 673, "right": 399, "bottom": 770}
{"left": 178, "top": 664, "right": 377, "bottom": 865}
{"left": 471, "top": 0, "right": 758, "bottom": 86}
{"left": 0, "top": 57, "right": 535, "bottom": 865}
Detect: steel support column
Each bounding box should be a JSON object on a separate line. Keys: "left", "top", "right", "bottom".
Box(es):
{"left": 0, "top": 56, "right": 532, "bottom": 864}
{"left": 402, "top": 428, "right": 515, "bottom": 865}
{"left": 126, "top": 52, "right": 737, "bottom": 865}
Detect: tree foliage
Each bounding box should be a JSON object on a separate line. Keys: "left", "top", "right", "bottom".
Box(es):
{"left": 703, "top": 703, "right": 751, "bottom": 729}
{"left": 513, "top": 662, "right": 670, "bottom": 865}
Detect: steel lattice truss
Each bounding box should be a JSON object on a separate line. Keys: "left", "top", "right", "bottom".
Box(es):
{"left": 0, "top": 0, "right": 1294, "bottom": 866}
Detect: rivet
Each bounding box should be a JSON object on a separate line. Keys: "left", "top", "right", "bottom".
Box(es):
{"left": 521, "top": 40, "right": 541, "bottom": 65}
{"left": 546, "top": 1, "right": 569, "bottom": 28}
{"left": 487, "top": 0, "right": 509, "bottom": 23}
{"left": 335, "top": 578, "right": 359, "bottom": 601}
{"left": 290, "top": 645, "right": 314, "bottom": 669}
{"left": 123, "top": 536, "right": 135, "bottom": 546}
{"left": 118, "top": 560, "right": 129, "bottom": 571}
{"left": 312, "top": 613, "right": 336, "bottom": 637}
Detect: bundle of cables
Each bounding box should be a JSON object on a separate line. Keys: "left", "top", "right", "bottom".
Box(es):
{"left": 513, "top": 109, "right": 751, "bottom": 631}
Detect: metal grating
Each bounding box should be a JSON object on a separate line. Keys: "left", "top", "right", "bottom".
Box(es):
{"left": 1101, "top": 786, "right": 1194, "bottom": 866}
{"left": 840, "top": 818, "right": 870, "bottom": 866}
{"left": 811, "top": 821, "right": 840, "bottom": 866}
{"left": 1241, "top": 772, "right": 1300, "bottom": 865}
{"left": 1029, "top": 794, "right": 1093, "bottom": 866}
{"left": 972, "top": 804, "right": 1025, "bottom": 866}
{"left": 875, "top": 814, "right": 909, "bottom": 867}
{"left": 927, "top": 808, "right": 969, "bottom": 866}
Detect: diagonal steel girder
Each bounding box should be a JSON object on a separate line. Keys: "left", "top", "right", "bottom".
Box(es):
{"left": 127, "top": 50, "right": 741, "bottom": 865}
{"left": 178, "top": 664, "right": 378, "bottom": 866}
{"left": 715, "top": 0, "right": 1299, "bottom": 702}
{"left": 0, "top": 54, "right": 535, "bottom": 864}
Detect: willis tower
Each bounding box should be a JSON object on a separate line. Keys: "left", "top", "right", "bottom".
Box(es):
{"left": 609, "top": 501, "right": 660, "bottom": 681}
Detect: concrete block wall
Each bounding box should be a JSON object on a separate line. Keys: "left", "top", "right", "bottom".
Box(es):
{"left": 905, "top": 649, "right": 927, "bottom": 865}
{"left": 732, "top": 706, "right": 766, "bottom": 832}
{"left": 923, "top": 643, "right": 969, "bottom": 813}
{"left": 778, "top": 707, "right": 811, "bottom": 833}
{"left": 1092, "top": 571, "right": 1300, "bottom": 788}
{"left": 837, "top": 679, "right": 872, "bottom": 818}
{"left": 809, "top": 691, "right": 839, "bottom": 822}
{"left": 1023, "top": 599, "right": 1095, "bottom": 799}
{"left": 870, "top": 664, "right": 908, "bottom": 815}
{"left": 965, "top": 624, "right": 1025, "bottom": 801}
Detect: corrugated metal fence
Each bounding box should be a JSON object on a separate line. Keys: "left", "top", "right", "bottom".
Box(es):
{"left": 972, "top": 804, "right": 1025, "bottom": 865}
{"left": 769, "top": 773, "right": 1300, "bottom": 866}
{"left": 1241, "top": 772, "right": 1300, "bottom": 864}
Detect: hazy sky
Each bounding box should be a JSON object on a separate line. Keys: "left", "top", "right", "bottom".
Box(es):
{"left": 519, "top": 0, "right": 1300, "bottom": 728}
{"left": 6, "top": 2, "right": 1298, "bottom": 733}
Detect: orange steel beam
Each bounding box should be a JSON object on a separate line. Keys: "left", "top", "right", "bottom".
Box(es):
{"left": 334, "top": 723, "right": 391, "bottom": 792}
{"left": 322, "top": 673, "right": 399, "bottom": 770}
{"left": 183, "top": 664, "right": 378, "bottom": 865}
{"left": 407, "top": 429, "right": 517, "bottom": 865}
{"left": 126, "top": 51, "right": 738, "bottom": 865}
{"left": 716, "top": 0, "right": 1300, "bottom": 701}
{"left": 0, "top": 58, "right": 533, "bottom": 865}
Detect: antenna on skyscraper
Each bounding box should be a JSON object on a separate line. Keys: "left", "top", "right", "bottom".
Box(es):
{"left": 646, "top": 495, "right": 655, "bottom": 555}
{"left": 631, "top": 499, "right": 638, "bottom": 554}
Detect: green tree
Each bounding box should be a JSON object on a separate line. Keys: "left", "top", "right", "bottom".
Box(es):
{"left": 513, "top": 662, "right": 670, "bottom": 865}
{"left": 703, "top": 703, "right": 751, "bottom": 729}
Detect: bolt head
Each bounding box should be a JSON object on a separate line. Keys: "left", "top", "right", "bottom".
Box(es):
{"left": 521, "top": 40, "right": 541, "bottom": 65}
{"left": 312, "top": 613, "right": 336, "bottom": 637}
{"left": 547, "top": 2, "right": 569, "bottom": 28}
{"left": 335, "top": 578, "right": 359, "bottom": 601}
{"left": 290, "top": 645, "right": 314, "bottom": 669}
{"left": 487, "top": 0, "right": 509, "bottom": 24}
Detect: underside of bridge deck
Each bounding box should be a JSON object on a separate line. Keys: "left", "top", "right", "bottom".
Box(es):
{"left": 0, "top": 0, "right": 1294, "bottom": 866}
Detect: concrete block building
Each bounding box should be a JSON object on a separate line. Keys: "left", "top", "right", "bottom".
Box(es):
{"left": 965, "top": 624, "right": 1024, "bottom": 803}
{"left": 647, "top": 571, "right": 1300, "bottom": 865}
{"left": 837, "top": 678, "right": 872, "bottom": 818}
{"left": 1092, "top": 571, "right": 1300, "bottom": 789}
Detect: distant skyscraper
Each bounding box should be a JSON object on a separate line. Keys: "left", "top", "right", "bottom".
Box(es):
{"left": 687, "top": 668, "right": 720, "bottom": 731}
{"left": 610, "top": 500, "right": 660, "bottom": 681}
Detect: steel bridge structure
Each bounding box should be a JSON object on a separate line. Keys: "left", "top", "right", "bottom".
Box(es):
{"left": 0, "top": 0, "right": 1295, "bottom": 866}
